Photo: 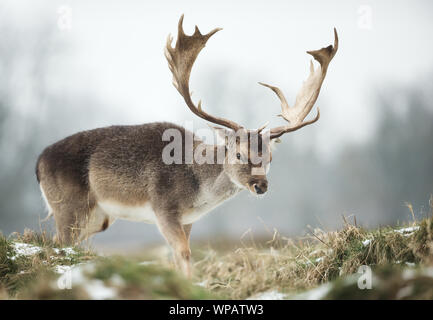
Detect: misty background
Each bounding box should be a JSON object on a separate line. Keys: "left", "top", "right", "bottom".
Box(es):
{"left": 0, "top": 0, "right": 432, "bottom": 252}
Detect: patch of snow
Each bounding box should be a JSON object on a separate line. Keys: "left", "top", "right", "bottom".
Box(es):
{"left": 109, "top": 274, "right": 125, "bottom": 287}
{"left": 69, "top": 265, "right": 86, "bottom": 284}
{"left": 403, "top": 266, "right": 433, "bottom": 280}
{"left": 9, "top": 242, "right": 78, "bottom": 262}
{"left": 397, "top": 226, "right": 419, "bottom": 233}
{"left": 405, "top": 262, "right": 415, "bottom": 267}
{"left": 315, "top": 257, "right": 324, "bottom": 263}
{"left": 55, "top": 265, "right": 73, "bottom": 274}
{"left": 54, "top": 263, "right": 93, "bottom": 282}
{"left": 402, "top": 268, "right": 416, "bottom": 281}
{"left": 54, "top": 262, "right": 118, "bottom": 299}
{"left": 292, "top": 283, "right": 332, "bottom": 300}
{"left": 394, "top": 226, "right": 420, "bottom": 237}
{"left": 362, "top": 239, "right": 372, "bottom": 246}
{"left": 84, "top": 280, "right": 117, "bottom": 300}
{"left": 195, "top": 280, "right": 208, "bottom": 288}
{"left": 396, "top": 285, "right": 413, "bottom": 299}
{"left": 139, "top": 260, "right": 157, "bottom": 266}
{"left": 54, "top": 262, "right": 90, "bottom": 275}
{"left": 10, "top": 242, "right": 42, "bottom": 260}
{"left": 53, "top": 247, "right": 76, "bottom": 256}
{"left": 247, "top": 290, "right": 287, "bottom": 300}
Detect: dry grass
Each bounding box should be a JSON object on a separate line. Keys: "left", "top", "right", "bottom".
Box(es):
{"left": 193, "top": 210, "right": 433, "bottom": 299}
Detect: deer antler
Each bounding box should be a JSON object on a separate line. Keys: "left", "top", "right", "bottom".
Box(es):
{"left": 165, "top": 15, "right": 243, "bottom": 131}
{"left": 260, "top": 28, "right": 339, "bottom": 139}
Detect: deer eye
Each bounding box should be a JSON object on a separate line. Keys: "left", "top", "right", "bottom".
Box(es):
{"left": 236, "top": 153, "right": 241, "bottom": 160}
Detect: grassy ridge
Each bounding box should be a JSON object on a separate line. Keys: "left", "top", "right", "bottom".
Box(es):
{"left": 0, "top": 229, "right": 94, "bottom": 298}
{"left": 193, "top": 216, "right": 433, "bottom": 299}
{"left": 1, "top": 209, "right": 433, "bottom": 299}
{"left": 0, "top": 230, "right": 216, "bottom": 299}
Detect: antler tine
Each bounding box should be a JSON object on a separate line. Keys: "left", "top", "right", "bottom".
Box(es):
{"left": 258, "top": 82, "right": 290, "bottom": 119}
{"left": 165, "top": 15, "right": 242, "bottom": 131}
{"left": 257, "top": 121, "right": 269, "bottom": 133}
{"left": 260, "top": 28, "right": 338, "bottom": 139}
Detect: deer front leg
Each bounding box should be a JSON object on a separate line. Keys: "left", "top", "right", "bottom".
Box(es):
{"left": 183, "top": 223, "right": 192, "bottom": 240}
{"left": 155, "top": 213, "right": 191, "bottom": 278}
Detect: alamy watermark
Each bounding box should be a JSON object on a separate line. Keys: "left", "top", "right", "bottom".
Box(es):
{"left": 161, "top": 122, "right": 271, "bottom": 175}
{"left": 57, "top": 5, "right": 72, "bottom": 31}
{"left": 358, "top": 5, "right": 373, "bottom": 30}
{"left": 357, "top": 265, "right": 372, "bottom": 289}
{"left": 57, "top": 269, "right": 72, "bottom": 290}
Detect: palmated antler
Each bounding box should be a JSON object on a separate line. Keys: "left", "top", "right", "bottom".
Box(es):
{"left": 165, "top": 15, "right": 243, "bottom": 131}
{"left": 260, "top": 28, "right": 339, "bottom": 139}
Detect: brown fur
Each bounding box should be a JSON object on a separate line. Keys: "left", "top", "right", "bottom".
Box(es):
{"left": 36, "top": 122, "right": 271, "bottom": 276}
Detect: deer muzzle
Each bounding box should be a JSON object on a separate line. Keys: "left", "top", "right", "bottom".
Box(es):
{"left": 249, "top": 178, "right": 268, "bottom": 195}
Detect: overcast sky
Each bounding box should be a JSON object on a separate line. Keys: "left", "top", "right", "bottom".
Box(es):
{"left": 3, "top": 0, "right": 433, "bottom": 158}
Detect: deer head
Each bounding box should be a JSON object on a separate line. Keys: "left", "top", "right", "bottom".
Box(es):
{"left": 165, "top": 15, "right": 338, "bottom": 195}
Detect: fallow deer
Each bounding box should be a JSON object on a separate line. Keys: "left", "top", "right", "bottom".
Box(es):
{"left": 36, "top": 15, "right": 338, "bottom": 276}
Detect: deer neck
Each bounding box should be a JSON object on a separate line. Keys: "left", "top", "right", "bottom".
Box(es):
{"left": 192, "top": 144, "right": 243, "bottom": 205}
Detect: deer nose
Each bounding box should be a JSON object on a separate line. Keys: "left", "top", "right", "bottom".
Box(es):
{"left": 253, "top": 180, "right": 268, "bottom": 194}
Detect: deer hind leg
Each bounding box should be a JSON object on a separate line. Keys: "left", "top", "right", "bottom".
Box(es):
{"left": 40, "top": 182, "right": 110, "bottom": 245}
{"left": 50, "top": 207, "right": 82, "bottom": 245}
{"left": 155, "top": 213, "right": 191, "bottom": 278}
{"left": 39, "top": 182, "right": 77, "bottom": 244}
{"left": 54, "top": 203, "right": 115, "bottom": 245}
{"left": 52, "top": 198, "right": 91, "bottom": 245}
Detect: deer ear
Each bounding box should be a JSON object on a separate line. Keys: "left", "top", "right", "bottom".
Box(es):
{"left": 270, "top": 138, "right": 281, "bottom": 150}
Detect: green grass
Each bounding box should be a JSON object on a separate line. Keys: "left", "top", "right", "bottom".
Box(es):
{"left": 17, "top": 257, "right": 219, "bottom": 300}
{"left": 0, "top": 229, "right": 219, "bottom": 299}
{"left": 0, "top": 229, "right": 93, "bottom": 297}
